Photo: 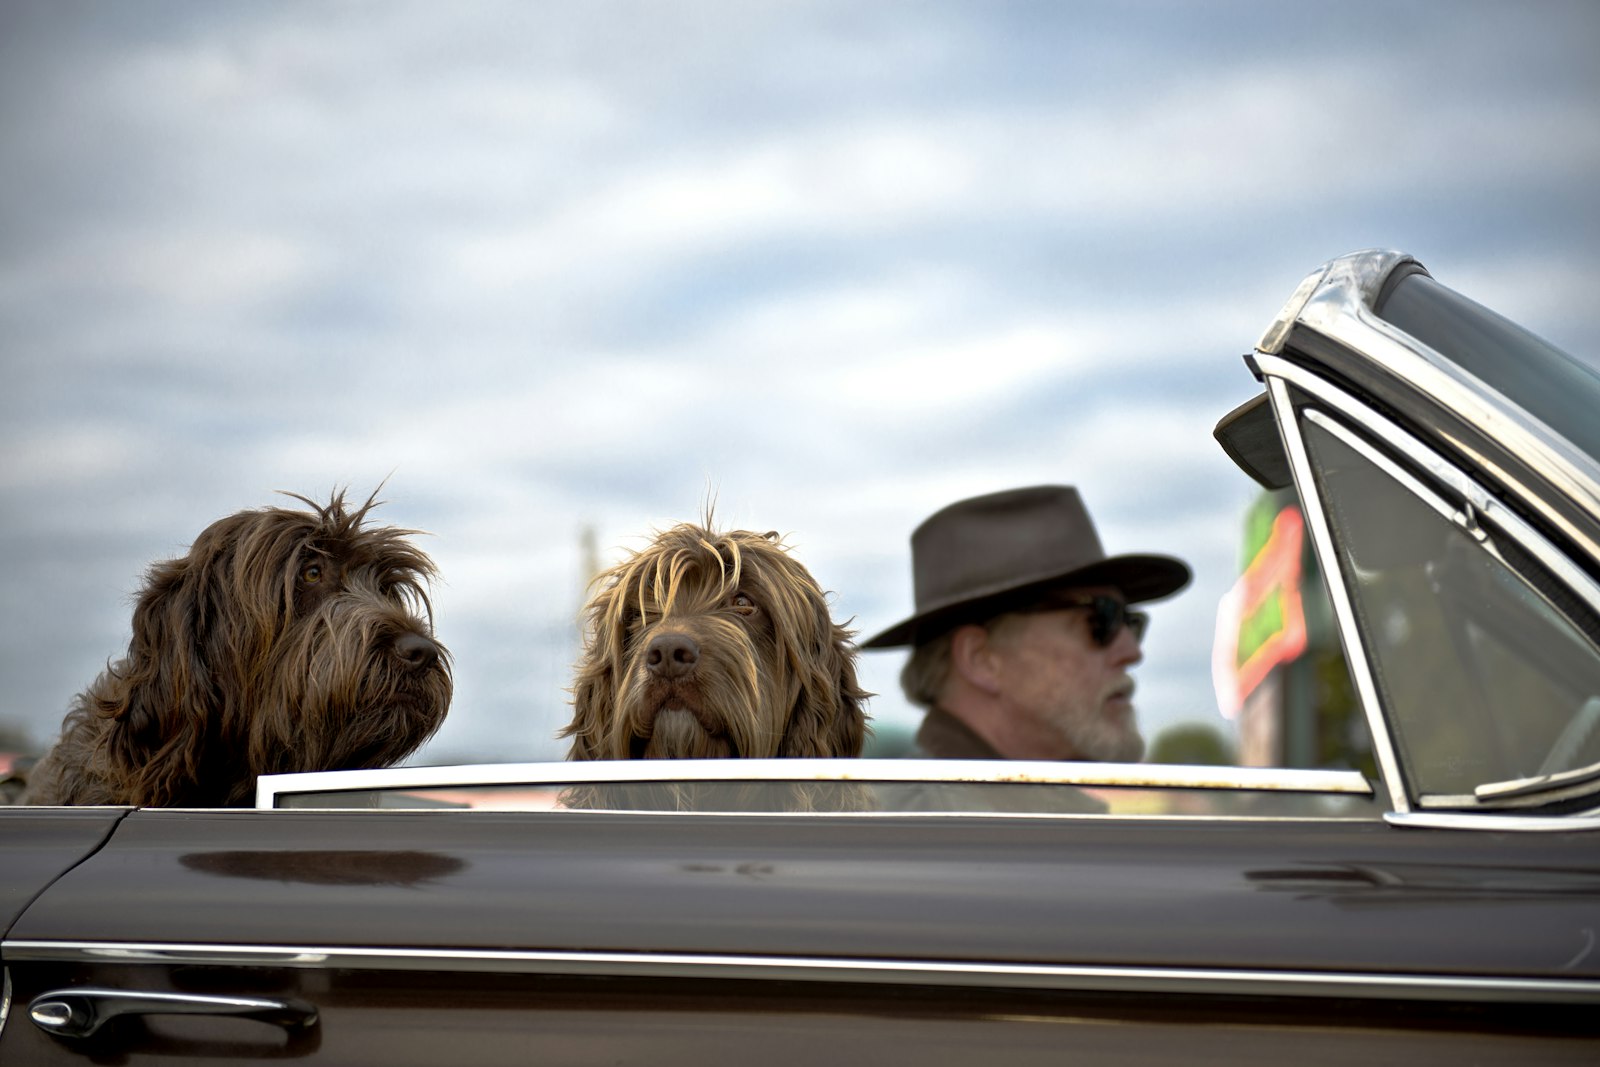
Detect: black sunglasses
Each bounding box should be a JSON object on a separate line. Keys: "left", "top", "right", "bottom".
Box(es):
{"left": 1021, "top": 594, "right": 1148, "bottom": 647}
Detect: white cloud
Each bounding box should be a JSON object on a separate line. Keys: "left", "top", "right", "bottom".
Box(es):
{"left": 0, "top": 425, "right": 140, "bottom": 490}
{"left": 3, "top": 1, "right": 1598, "bottom": 764}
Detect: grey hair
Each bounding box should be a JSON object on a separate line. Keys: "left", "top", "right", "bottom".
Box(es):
{"left": 898, "top": 628, "right": 955, "bottom": 709}
{"left": 899, "top": 612, "right": 1029, "bottom": 708}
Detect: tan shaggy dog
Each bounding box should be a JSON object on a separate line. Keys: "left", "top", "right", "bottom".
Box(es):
{"left": 562, "top": 522, "right": 868, "bottom": 766}
{"left": 22, "top": 491, "right": 452, "bottom": 807}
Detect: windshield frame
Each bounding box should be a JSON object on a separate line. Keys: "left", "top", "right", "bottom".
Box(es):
{"left": 1261, "top": 355, "right": 1600, "bottom": 816}
{"left": 1264, "top": 250, "right": 1600, "bottom": 567}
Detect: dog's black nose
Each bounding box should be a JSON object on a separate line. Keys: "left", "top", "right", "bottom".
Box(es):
{"left": 393, "top": 632, "right": 442, "bottom": 669}
{"left": 645, "top": 633, "right": 699, "bottom": 678}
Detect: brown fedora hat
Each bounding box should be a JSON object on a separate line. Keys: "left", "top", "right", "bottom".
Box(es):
{"left": 861, "top": 485, "right": 1191, "bottom": 649}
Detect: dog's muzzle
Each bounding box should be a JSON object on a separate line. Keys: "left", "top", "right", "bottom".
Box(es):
{"left": 392, "top": 631, "right": 444, "bottom": 670}
{"left": 645, "top": 632, "right": 699, "bottom": 679}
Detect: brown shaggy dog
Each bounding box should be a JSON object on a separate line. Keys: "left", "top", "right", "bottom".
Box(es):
{"left": 22, "top": 491, "right": 452, "bottom": 807}
{"left": 562, "top": 523, "right": 868, "bottom": 764}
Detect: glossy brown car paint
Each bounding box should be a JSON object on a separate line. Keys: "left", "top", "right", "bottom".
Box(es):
{"left": 0, "top": 809, "right": 126, "bottom": 931}
{"left": 3, "top": 807, "right": 1598, "bottom": 1063}
{"left": 8, "top": 809, "right": 1600, "bottom": 978}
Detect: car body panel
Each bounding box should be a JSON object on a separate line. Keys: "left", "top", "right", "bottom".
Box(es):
{"left": 0, "top": 808, "right": 127, "bottom": 935}
{"left": 5, "top": 807, "right": 1600, "bottom": 1063}
{"left": 6, "top": 807, "right": 1597, "bottom": 983}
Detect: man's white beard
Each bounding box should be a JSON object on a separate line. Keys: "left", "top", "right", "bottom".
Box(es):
{"left": 1068, "top": 705, "right": 1145, "bottom": 763}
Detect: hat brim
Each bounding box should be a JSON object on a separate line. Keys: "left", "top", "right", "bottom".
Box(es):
{"left": 860, "top": 553, "right": 1192, "bottom": 649}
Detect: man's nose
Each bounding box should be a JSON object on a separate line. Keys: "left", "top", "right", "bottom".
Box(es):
{"left": 1108, "top": 624, "right": 1143, "bottom": 667}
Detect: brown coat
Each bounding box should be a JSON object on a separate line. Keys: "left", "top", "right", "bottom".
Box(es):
{"left": 906, "top": 706, "right": 1002, "bottom": 759}
{"left": 897, "top": 706, "right": 1106, "bottom": 814}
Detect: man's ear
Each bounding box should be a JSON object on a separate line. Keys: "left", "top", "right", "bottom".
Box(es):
{"left": 949, "top": 624, "right": 1003, "bottom": 696}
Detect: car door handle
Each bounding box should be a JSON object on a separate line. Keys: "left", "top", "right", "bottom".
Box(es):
{"left": 29, "top": 987, "right": 319, "bottom": 1039}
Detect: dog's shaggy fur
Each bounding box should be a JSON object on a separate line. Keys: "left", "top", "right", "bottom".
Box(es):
{"left": 22, "top": 491, "right": 452, "bottom": 807}
{"left": 563, "top": 523, "right": 868, "bottom": 765}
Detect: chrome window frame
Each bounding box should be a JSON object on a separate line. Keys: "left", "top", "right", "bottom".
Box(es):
{"left": 1260, "top": 356, "right": 1600, "bottom": 824}
{"left": 1258, "top": 356, "right": 1600, "bottom": 625}
{"left": 1267, "top": 373, "right": 1409, "bottom": 813}
{"left": 256, "top": 758, "right": 1372, "bottom": 812}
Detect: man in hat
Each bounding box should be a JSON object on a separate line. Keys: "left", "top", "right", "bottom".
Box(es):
{"left": 863, "top": 486, "right": 1191, "bottom": 762}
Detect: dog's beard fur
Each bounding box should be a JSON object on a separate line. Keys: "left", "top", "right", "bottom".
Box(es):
{"left": 621, "top": 615, "right": 781, "bottom": 761}
{"left": 560, "top": 522, "right": 870, "bottom": 811}
{"left": 21, "top": 490, "right": 452, "bottom": 808}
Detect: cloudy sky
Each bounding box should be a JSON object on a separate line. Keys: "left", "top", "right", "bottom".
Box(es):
{"left": 3, "top": 1, "right": 1597, "bottom": 767}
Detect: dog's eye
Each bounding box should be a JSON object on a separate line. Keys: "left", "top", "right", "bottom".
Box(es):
{"left": 301, "top": 564, "right": 323, "bottom": 584}
{"left": 730, "top": 593, "right": 757, "bottom": 614}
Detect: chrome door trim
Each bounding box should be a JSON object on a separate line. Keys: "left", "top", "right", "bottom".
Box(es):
{"left": 7, "top": 940, "right": 1598, "bottom": 1005}
{"left": 1385, "top": 810, "right": 1600, "bottom": 832}
{"left": 256, "top": 758, "right": 1373, "bottom": 809}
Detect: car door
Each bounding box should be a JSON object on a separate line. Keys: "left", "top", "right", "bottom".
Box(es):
{"left": 4, "top": 799, "right": 1598, "bottom": 1065}
{"left": 0, "top": 808, "right": 127, "bottom": 936}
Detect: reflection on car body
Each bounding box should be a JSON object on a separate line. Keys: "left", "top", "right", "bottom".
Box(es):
{"left": 2, "top": 249, "right": 1598, "bottom": 1063}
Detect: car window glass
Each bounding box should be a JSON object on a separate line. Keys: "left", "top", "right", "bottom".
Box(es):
{"left": 1212, "top": 484, "right": 1373, "bottom": 778}
{"left": 1301, "top": 415, "right": 1600, "bottom": 802}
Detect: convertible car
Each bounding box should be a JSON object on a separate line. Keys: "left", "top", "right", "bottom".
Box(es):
{"left": 3, "top": 250, "right": 1598, "bottom": 1063}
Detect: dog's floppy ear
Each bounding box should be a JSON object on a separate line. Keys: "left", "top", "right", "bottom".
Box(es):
{"left": 564, "top": 663, "right": 615, "bottom": 761}
{"left": 563, "top": 576, "right": 627, "bottom": 761}
{"left": 779, "top": 618, "right": 870, "bottom": 758}
{"left": 86, "top": 552, "right": 222, "bottom": 804}
{"left": 91, "top": 515, "right": 264, "bottom": 806}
